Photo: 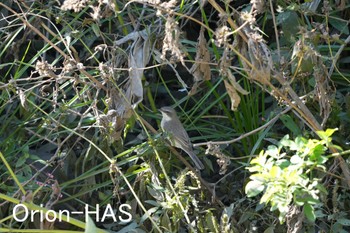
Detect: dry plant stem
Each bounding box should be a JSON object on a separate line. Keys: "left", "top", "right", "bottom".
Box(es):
{"left": 194, "top": 106, "right": 292, "bottom": 147}
{"left": 328, "top": 35, "right": 350, "bottom": 79}
{"left": 268, "top": 0, "right": 280, "bottom": 59}
{"left": 0, "top": 3, "right": 106, "bottom": 91}
{"left": 139, "top": 116, "right": 225, "bottom": 207}
{"left": 207, "top": 0, "right": 248, "bottom": 43}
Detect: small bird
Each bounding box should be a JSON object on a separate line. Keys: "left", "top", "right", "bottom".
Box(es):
{"left": 159, "top": 106, "right": 204, "bottom": 170}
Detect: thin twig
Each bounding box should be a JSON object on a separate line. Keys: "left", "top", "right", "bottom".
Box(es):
{"left": 193, "top": 106, "right": 292, "bottom": 147}
{"left": 328, "top": 35, "right": 350, "bottom": 79}
{"left": 269, "top": 0, "right": 280, "bottom": 59}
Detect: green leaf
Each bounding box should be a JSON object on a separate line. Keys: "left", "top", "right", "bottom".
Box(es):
{"left": 276, "top": 11, "right": 300, "bottom": 42}
{"left": 329, "top": 17, "right": 349, "bottom": 35}
{"left": 266, "top": 145, "right": 279, "bottom": 158}
{"left": 84, "top": 215, "right": 105, "bottom": 233}
{"left": 260, "top": 186, "right": 276, "bottom": 204}
{"left": 238, "top": 212, "right": 254, "bottom": 224}
{"left": 269, "top": 166, "right": 281, "bottom": 178}
{"left": 337, "top": 219, "right": 350, "bottom": 226}
{"left": 205, "top": 211, "right": 219, "bottom": 233}
{"left": 317, "top": 128, "right": 338, "bottom": 142}
{"left": 279, "top": 135, "right": 294, "bottom": 148}
{"left": 294, "top": 136, "right": 307, "bottom": 150}
{"left": 263, "top": 226, "right": 275, "bottom": 233}
{"left": 16, "top": 154, "right": 28, "bottom": 168}
{"left": 290, "top": 155, "right": 303, "bottom": 165}
{"left": 147, "top": 186, "right": 164, "bottom": 201}
{"left": 280, "top": 115, "right": 301, "bottom": 136}
{"left": 316, "top": 184, "right": 328, "bottom": 195}
{"left": 245, "top": 180, "right": 265, "bottom": 197}
{"left": 115, "top": 222, "right": 140, "bottom": 233}
{"left": 304, "top": 203, "right": 316, "bottom": 222}
{"left": 296, "top": 196, "right": 319, "bottom": 205}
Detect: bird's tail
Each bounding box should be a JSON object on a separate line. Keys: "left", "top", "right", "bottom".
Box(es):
{"left": 187, "top": 151, "right": 204, "bottom": 170}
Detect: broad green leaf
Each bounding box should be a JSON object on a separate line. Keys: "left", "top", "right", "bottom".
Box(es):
{"left": 250, "top": 150, "right": 267, "bottom": 165}
{"left": 294, "top": 136, "right": 307, "bottom": 150}
{"left": 304, "top": 203, "right": 316, "bottom": 222}
{"left": 276, "top": 11, "right": 300, "bottom": 42}
{"left": 115, "top": 222, "right": 140, "bottom": 233}
{"left": 316, "top": 183, "right": 328, "bottom": 194}
{"left": 280, "top": 115, "right": 301, "bottom": 136}
{"left": 296, "top": 196, "right": 319, "bottom": 205}
{"left": 264, "top": 226, "right": 275, "bottom": 233}
{"left": 205, "top": 211, "right": 219, "bottom": 233}
{"left": 266, "top": 145, "right": 279, "bottom": 158}
{"left": 15, "top": 154, "right": 28, "bottom": 168}
{"left": 317, "top": 128, "right": 338, "bottom": 142}
{"left": 160, "top": 212, "right": 172, "bottom": 231}
{"left": 337, "top": 219, "right": 350, "bottom": 226}
{"left": 308, "top": 144, "right": 326, "bottom": 162}
{"left": 269, "top": 166, "right": 281, "bottom": 178}
{"left": 238, "top": 212, "right": 254, "bottom": 224}
{"left": 329, "top": 18, "right": 349, "bottom": 35}
{"left": 85, "top": 215, "right": 107, "bottom": 233}
{"left": 290, "top": 155, "right": 303, "bottom": 165}
{"left": 260, "top": 186, "right": 276, "bottom": 204}
{"left": 245, "top": 180, "right": 265, "bottom": 197}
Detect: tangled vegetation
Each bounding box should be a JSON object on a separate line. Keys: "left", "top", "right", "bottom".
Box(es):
{"left": 0, "top": 0, "right": 349, "bottom": 232}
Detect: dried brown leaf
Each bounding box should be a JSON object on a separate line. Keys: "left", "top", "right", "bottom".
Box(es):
{"left": 227, "top": 70, "right": 249, "bottom": 95}
{"left": 126, "top": 30, "right": 151, "bottom": 107}
{"left": 189, "top": 27, "right": 211, "bottom": 95}
{"left": 224, "top": 79, "right": 241, "bottom": 111}
{"left": 61, "top": 0, "right": 88, "bottom": 12}
{"left": 193, "top": 27, "right": 211, "bottom": 82}
{"left": 314, "top": 63, "right": 334, "bottom": 127}
{"left": 102, "top": 88, "right": 133, "bottom": 142}
{"left": 18, "top": 89, "right": 28, "bottom": 110}
{"left": 223, "top": 70, "right": 249, "bottom": 111}
{"left": 247, "top": 35, "right": 272, "bottom": 84}
{"left": 161, "top": 16, "right": 184, "bottom": 64}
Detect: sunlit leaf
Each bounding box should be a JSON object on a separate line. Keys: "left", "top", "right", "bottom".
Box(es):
{"left": 266, "top": 145, "right": 279, "bottom": 158}
{"left": 245, "top": 180, "right": 265, "bottom": 197}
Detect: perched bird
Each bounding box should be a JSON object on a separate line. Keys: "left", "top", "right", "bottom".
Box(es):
{"left": 159, "top": 106, "right": 204, "bottom": 170}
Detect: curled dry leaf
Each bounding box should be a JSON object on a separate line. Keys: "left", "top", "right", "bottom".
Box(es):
{"left": 235, "top": 16, "right": 273, "bottom": 87}
{"left": 160, "top": 0, "right": 178, "bottom": 9}
{"left": 189, "top": 27, "right": 211, "bottom": 95}
{"left": 219, "top": 47, "right": 248, "bottom": 111}
{"left": 126, "top": 30, "right": 152, "bottom": 107}
{"left": 99, "top": 29, "right": 152, "bottom": 141}
{"left": 247, "top": 33, "right": 273, "bottom": 85}
{"left": 251, "top": 0, "right": 266, "bottom": 14}
{"left": 61, "top": 0, "right": 88, "bottom": 13}
{"left": 161, "top": 15, "right": 184, "bottom": 65}
{"left": 224, "top": 70, "right": 249, "bottom": 111}
{"left": 205, "top": 143, "right": 231, "bottom": 175}
{"left": 101, "top": 88, "right": 133, "bottom": 142}
{"left": 18, "top": 89, "right": 28, "bottom": 110}
{"left": 224, "top": 79, "right": 240, "bottom": 111}
{"left": 314, "top": 62, "right": 334, "bottom": 127}
{"left": 114, "top": 29, "right": 152, "bottom": 107}
{"left": 227, "top": 70, "right": 249, "bottom": 96}
{"left": 98, "top": 109, "right": 123, "bottom": 142}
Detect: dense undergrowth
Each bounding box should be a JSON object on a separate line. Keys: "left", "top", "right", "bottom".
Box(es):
{"left": 0, "top": 0, "right": 350, "bottom": 232}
